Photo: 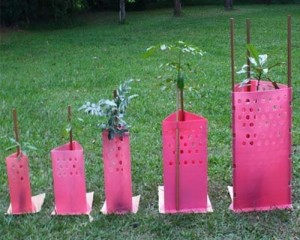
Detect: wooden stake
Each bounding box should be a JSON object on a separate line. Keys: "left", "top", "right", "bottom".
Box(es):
{"left": 175, "top": 124, "right": 180, "bottom": 211}
{"left": 179, "top": 89, "right": 185, "bottom": 121}
{"left": 175, "top": 87, "right": 180, "bottom": 211}
{"left": 246, "top": 18, "right": 251, "bottom": 79}
{"left": 287, "top": 15, "right": 292, "bottom": 87}
{"left": 12, "top": 108, "right": 20, "bottom": 156}
{"left": 68, "top": 105, "right": 73, "bottom": 150}
{"left": 230, "top": 18, "right": 235, "bottom": 92}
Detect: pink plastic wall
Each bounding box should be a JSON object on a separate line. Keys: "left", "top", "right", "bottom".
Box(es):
{"left": 162, "top": 111, "right": 208, "bottom": 213}
{"left": 102, "top": 131, "right": 133, "bottom": 214}
{"left": 6, "top": 152, "right": 35, "bottom": 214}
{"left": 51, "top": 141, "right": 88, "bottom": 214}
{"left": 232, "top": 80, "right": 292, "bottom": 212}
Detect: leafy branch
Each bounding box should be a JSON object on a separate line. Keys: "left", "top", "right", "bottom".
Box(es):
{"left": 79, "top": 79, "right": 138, "bottom": 140}
{"left": 237, "top": 44, "right": 285, "bottom": 91}
{"left": 6, "top": 137, "right": 37, "bottom": 158}
{"left": 144, "top": 41, "right": 203, "bottom": 121}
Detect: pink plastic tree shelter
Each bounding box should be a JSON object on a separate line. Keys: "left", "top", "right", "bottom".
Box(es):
{"left": 101, "top": 131, "right": 140, "bottom": 214}
{"left": 6, "top": 109, "right": 45, "bottom": 215}
{"left": 229, "top": 17, "right": 292, "bottom": 212}
{"left": 6, "top": 152, "right": 36, "bottom": 214}
{"left": 51, "top": 141, "right": 92, "bottom": 215}
{"left": 231, "top": 81, "right": 292, "bottom": 212}
{"left": 159, "top": 111, "right": 212, "bottom": 213}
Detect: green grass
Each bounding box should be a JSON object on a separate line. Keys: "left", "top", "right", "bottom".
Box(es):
{"left": 1, "top": 4, "right": 300, "bottom": 239}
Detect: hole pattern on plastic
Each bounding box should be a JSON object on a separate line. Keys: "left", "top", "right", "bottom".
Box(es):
{"left": 234, "top": 90, "right": 289, "bottom": 148}
{"left": 166, "top": 130, "right": 205, "bottom": 167}
{"left": 10, "top": 163, "right": 27, "bottom": 182}
{"left": 55, "top": 157, "right": 80, "bottom": 177}
{"left": 106, "top": 139, "right": 127, "bottom": 173}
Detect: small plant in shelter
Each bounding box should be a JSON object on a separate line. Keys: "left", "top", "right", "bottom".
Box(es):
{"left": 79, "top": 79, "right": 138, "bottom": 140}
{"left": 237, "top": 44, "right": 285, "bottom": 91}
{"left": 144, "top": 41, "right": 203, "bottom": 120}
{"left": 6, "top": 138, "right": 37, "bottom": 158}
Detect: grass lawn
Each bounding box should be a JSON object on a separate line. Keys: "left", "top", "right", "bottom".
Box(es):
{"left": 0, "top": 4, "right": 300, "bottom": 239}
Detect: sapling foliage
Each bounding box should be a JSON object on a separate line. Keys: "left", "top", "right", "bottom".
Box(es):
{"left": 6, "top": 137, "right": 37, "bottom": 158}
{"left": 237, "top": 44, "right": 285, "bottom": 91}
{"left": 144, "top": 41, "right": 203, "bottom": 121}
{"left": 79, "top": 79, "right": 138, "bottom": 140}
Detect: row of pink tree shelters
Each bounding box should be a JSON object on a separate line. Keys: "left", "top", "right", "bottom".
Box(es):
{"left": 4, "top": 16, "right": 293, "bottom": 215}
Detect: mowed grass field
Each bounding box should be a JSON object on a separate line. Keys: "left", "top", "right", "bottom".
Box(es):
{"left": 0, "top": 4, "right": 300, "bottom": 239}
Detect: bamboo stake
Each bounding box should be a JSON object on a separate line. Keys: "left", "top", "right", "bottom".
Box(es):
{"left": 68, "top": 106, "right": 73, "bottom": 150}
{"left": 287, "top": 15, "right": 292, "bottom": 87}
{"left": 12, "top": 108, "right": 20, "bottom": 156}
{"left": 175, "top": 87, "right": 180, "bottom": 211}
{"left": 179, "top": 89, "right": 185, "bottom": 121}
{"left": 230, "top": 18, "right": 235, "bottom": 92}
{"left": 246, "top": 19, "right": 251, "bottom": 79}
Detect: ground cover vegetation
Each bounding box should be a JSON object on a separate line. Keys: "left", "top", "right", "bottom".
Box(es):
{"left": 0, "top": 4, "right": 300, "bottom": 239}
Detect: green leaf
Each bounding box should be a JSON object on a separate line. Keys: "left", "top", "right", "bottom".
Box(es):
{"left": 5, "top": 144, "right": 19, "bottom": 151}
{"left": 24, "top": 143, "right": 37, "bottom": 151}
{"left": 177, "top": 74, "right": 184, "bottom": 90}
{"left": 246, "top": 44, "right": 259, "bottom": 64}
{"left": 165, "top": 78, "right": 173, "bottom": 83}
{"left": 66, "top": 123, "right": 72, "bottom": 133}
{"left": 143, "top": 46, "right": 156, "bottom": 58}
{"left": 268, "top": 62, "right": 285, "bottom": 70}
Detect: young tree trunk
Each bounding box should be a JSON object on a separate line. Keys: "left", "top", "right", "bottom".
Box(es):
{"left": 119, "top": 0, "right": 126, "bottom": 24}
{"left": 224, "top": 0, "right": 233, "bottom": 9}
{"left": 174, "top": 0, "right": 181, "bottom": 17}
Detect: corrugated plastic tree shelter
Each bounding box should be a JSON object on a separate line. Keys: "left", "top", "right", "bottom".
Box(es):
{"left": 50, "top": 106, "right": 93, "bottom": 215}
{"left": 160, "top": 111, "right": 212, "bottom": 213}
{"left": 229, "top": 17, "right": 293, "bottom": 212}
{"left": 80, "top": 80, "right": 140, "bottom": 214}
{"left": 101, "top": 131, "right": 136, "bottom": 214}
{"left": 148, "top": 42, "right": 212, "bottom": 213}
{"left": 6, "top": 109, "right": 45, "bottom": 214}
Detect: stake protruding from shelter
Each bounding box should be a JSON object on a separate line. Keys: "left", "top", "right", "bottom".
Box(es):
{"left": 246, "top": 18, "right": 251, "bottom": 79}
{"left": 287, "top": 15, "right": 292, "bottom": 88}
{"left": 12, "top": 108, "right": 20, "bottom": 156}
{"left": 68, "top": 105, "right": 73, "bottom": 150}
{"left": 230, "top": 18, "right": 235, "bottom": 92}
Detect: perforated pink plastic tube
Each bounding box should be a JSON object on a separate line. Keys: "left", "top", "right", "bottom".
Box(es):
{"left": 231, "top": 80, "right": 292, "bottom": 212}
{"left": 162, "top": 111, "right": 209, "bottom": 213}
{"left": 102, "top": 131, "right": 133, "bottom": 214}
{"left": 6, "top": 152, "right": 35, "bottom": 214}
{"left": 51, "top": 141, "right": 89, "bottom": 214}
